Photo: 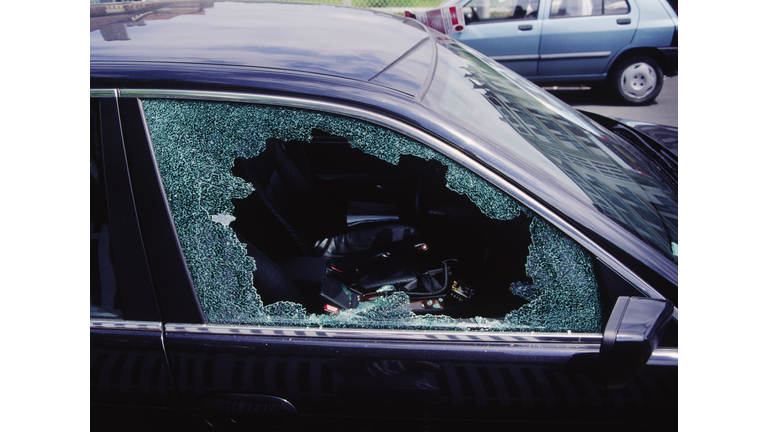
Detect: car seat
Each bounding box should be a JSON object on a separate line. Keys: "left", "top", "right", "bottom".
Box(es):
{"left": 234, "top": 138, "right": 424, "bottom": 262}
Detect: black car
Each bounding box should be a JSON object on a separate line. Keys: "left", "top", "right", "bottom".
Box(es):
{"left": 91, "top": 1, "right": 677, "bottom": 431}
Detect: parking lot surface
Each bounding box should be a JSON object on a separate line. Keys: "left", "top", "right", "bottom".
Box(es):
{"left": 546, "top": 76, "right": 678, "bottom": 127}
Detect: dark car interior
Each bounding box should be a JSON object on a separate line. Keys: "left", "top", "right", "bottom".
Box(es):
{"left": 464, "top": 0, "right": 538, "bottom": 24}
{"left": 230, "top": 130, "right": 531, "bottom": 318}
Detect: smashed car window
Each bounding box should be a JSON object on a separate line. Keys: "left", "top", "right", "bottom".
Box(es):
{"left": 142, "top": 99, "right": 603, "bottom": 332}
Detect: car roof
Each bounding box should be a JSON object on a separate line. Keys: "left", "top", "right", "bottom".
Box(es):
{"left": 90, "top": 1, "right": 433, "bottom": 96}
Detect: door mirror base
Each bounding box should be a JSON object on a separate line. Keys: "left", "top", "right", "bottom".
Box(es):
{"left": 596, "top": 296, "right": 675, "bottom": 389}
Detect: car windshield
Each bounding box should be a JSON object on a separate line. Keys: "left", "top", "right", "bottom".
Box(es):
{"left": 422, "top": 36, "right": 678, "bottom": 262}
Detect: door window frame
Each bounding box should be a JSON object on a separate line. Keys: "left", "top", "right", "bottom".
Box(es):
{"left": 91, "top": 91, "right": 164, "bottom": 322}
{"left": 104, "top": 88, "right": 677, "bottom": 338}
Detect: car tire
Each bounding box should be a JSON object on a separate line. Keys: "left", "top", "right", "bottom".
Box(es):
{"left": 611, "top": 56, "right": 664, "bottom": 105}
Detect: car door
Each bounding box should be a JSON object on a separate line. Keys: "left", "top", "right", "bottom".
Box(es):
{"left": 451, "top": 0, "right": 542, "bottom": 77}
{"left": 115, "top": 91, "right": 677, "bottom": 431}
{"left": 538, "top": 0, "right": 639, "bottom": 79}
{"left": 90, "top": 93, "right": 187, "bottom": 431}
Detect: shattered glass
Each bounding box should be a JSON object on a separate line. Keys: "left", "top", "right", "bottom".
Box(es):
{"left": 142, "top": 99, "right": 602, "bottom": 333}
{"left": 505, "top": 217, "right": 603, "bottom": 332}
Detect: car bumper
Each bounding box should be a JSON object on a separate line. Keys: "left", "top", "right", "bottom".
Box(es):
{"left": 658, "top": 47, "right": 678, "bottom": 77}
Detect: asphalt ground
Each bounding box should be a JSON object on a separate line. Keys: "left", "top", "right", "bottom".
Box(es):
{"left": 544, "top": 75, "right": 679, "bottom": 128}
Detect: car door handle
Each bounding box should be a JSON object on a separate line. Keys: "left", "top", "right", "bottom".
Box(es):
{"left": 518, "top": 24, "right": 533, "bottom": 31}
{"left": 616, "top": 18, "right": 631, "bottom": 25}
{"left": 200, "top": 393, "right": 298, "bottom": 431}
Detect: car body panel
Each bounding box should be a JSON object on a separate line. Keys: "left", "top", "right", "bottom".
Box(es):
{"left": 613, "top": 118, "right": 678, "bottom": 156}
{"left": 91, "top": 322, "right": 186, "bottom": 431}
{"left": 632, "top": 1, "right": 677, "bottom": 49}
{"left": 163, "top": 324, "right": 675, "bottom": 430}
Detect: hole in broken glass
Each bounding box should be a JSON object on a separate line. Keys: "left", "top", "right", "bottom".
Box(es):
{"left": 142, "top": 99, "right": 603, "bottom": 332}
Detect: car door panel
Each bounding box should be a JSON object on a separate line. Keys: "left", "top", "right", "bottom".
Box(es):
{"left": 538, "top": 2, "right": 639, "bottom": 78}
{"left": 163, "top": 326, "right": 676, "bottom": 430}
{"left": 91, "top": 323, "right": 187, "bottom": 432}
{"left": 455, "top": 20, "right": 542, "bottom": 77}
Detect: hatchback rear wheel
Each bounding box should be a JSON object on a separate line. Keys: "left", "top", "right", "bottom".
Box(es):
{"left": 612, "top": 56, "right": 664, "bottom": 105}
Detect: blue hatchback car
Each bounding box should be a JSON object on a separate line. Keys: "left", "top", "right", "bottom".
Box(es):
{"left": 439, "top": 0, "right": 678, "bottom": 104}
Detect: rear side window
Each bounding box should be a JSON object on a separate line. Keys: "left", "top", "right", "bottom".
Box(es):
{"left": 142, "top": 99, "right": 604, "bottom": 333}
{"left": 464, "top": 0, "right": 539, "bottom": 21}
{"left": 550, "top": 0, "right": 629, "bottom": 17}
{"left": 604, "top": 0, "right": 630, "bottom": 15}
{"left": 90, "top": 98, "right": 122, "bottom": 319}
